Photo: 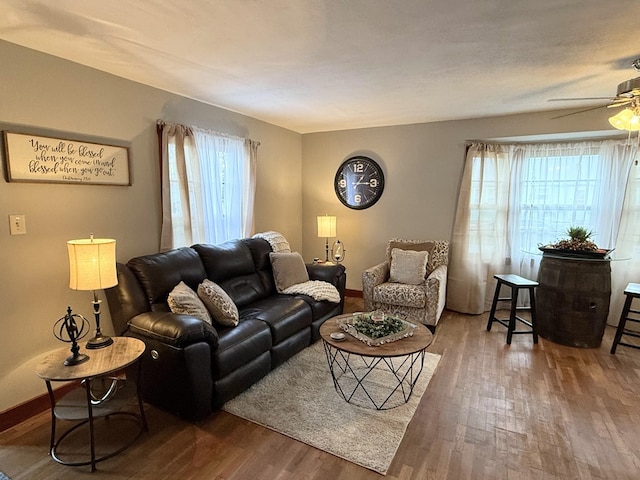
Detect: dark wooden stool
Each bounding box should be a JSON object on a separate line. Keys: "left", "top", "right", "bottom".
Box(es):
{"left": 486, "top": 274, "right": 539, "bottom": 345}
{"left": 611, "top": 283, "right": 640, "bottom": 354}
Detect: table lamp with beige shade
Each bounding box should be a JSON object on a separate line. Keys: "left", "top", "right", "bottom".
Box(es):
{"left": 317, "top": 215, "right": 336, "bottom": 262}
{"left": 67, "top": 235, "right": 118, "bottom": 349}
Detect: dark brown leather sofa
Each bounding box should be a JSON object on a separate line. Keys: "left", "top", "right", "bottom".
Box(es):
{"left": 105, "top": 237, "right": 346, "bottom": 420}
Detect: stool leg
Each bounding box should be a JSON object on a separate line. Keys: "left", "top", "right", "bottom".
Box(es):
{"left": 487, "top": 280, "right": 502, "bottom": 331}
{"left": 529, "top": 286, "right": 538, "bottom": 344}
{"left": 507, "top": 288, "right": 517, "bottom": 345}
{"left": 611, "top": 294, "right": 633, "bottom": 354}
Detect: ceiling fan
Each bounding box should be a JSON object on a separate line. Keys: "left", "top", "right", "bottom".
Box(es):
{"left": 549, "top": 58, "right": 640, "bottom": 126}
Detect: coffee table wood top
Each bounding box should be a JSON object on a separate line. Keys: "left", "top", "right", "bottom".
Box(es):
{"left": 320, "top": 313, "right": 433, "bottom": 357}
{"left": 36, "top": 337, "right": 145, "bottom": 382}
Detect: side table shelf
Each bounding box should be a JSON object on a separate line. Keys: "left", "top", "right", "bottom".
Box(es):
{"left": 37, "top": 337, "right": 147, "bottom": 472}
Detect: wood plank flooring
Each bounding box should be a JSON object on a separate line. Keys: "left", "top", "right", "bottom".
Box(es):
{"left": 2, "top": 298, "right": 639, "bottom": 479}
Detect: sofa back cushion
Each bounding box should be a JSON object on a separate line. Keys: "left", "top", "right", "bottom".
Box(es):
{"left": 127, "top": 247, "right": 207, "bottom": 311}
{"left": 241, "top": 238, "right": 278, "bottom": 295}
{"left": 192, "top": 240, "right": 269, "bottom": 308}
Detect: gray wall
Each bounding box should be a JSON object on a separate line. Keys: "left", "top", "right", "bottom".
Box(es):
{"left": 301, "top": 112, "right": 623, "bottom": 290}
{"left": 0, "top": 41, "right": 301, "bottom": 411}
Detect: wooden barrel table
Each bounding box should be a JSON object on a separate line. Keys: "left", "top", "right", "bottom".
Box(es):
{"left": 535, "top": 254, "right": 611, "bottom": 348}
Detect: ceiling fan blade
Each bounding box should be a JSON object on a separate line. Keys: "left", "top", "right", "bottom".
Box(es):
{"left": 607, "top": 98, "right": 633, "bottom": 108}
{"left": 548, "top": 97, "right": 618, "bottom": 102}
{"left": 550, "top": 104, "right": 609, "bottom": 119}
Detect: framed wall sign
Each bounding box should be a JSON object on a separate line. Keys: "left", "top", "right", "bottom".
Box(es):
{"left": 3, "top": 131, "right": 130, "bottom": 186}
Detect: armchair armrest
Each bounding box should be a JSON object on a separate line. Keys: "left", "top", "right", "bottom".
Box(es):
{"left": 127, "top": 311, "right": 219, "bottom": 350}
{"left": 362, "top": 261, "right": 390, "bottom": 311}
{"left": 426, "top": 264, "right": 448, "bottom": 324}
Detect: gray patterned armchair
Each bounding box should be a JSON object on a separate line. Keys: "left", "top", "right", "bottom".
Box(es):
{"left": 362, "top": 239, "right": 449, "bottom": 328}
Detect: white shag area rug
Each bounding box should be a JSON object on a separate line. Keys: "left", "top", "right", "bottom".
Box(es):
{"left": 222, "top": 340, "right": 441, "bottom": 475}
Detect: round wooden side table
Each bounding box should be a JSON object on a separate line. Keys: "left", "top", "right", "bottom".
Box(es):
{"left": 36, "top": 336, "right": 147, "bottom": 471}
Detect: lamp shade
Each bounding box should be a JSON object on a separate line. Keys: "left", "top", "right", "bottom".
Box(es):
{"left": 67, "top": 238, "right": 117, "bottom": 291}
{"left": 317, "top": 215, "right": 337, "bottom": 238}
{"left": 609, "top": 108, "right": 640, "bottom": 131}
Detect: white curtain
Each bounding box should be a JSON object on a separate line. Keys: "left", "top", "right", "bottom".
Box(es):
{"left": 610, "top": 157, "right": 640, "bottom": 323}
{"left": 159, "top": 121, "right": 258, "bottom": 250}
{"left": 447, "top": 139, "right": 638, "bottom": 317}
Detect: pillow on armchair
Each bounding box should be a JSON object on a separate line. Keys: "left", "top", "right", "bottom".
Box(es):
{"left": 389, "top": 248, "right": 429, "bottom": 285}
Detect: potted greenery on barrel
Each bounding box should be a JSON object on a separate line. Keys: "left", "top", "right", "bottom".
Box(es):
{"left": 539, "top": 226, "right": 611, "bottom": 258}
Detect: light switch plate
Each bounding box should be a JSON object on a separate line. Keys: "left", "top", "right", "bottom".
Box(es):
{"left": 9, "top": 214, "right": 26, "bottom": 235}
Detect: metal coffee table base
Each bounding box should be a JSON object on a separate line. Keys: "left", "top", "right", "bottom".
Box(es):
{"left": 322, "top": 341, "right": 426, "bottom": 410}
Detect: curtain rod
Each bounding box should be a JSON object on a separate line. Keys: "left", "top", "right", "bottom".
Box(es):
{"left": 157, "top": 119, "right": 259, "bottom": 146}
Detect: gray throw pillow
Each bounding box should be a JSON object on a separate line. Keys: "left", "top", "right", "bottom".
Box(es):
{"left": 269, "top": 251, "right": 309, "bottom": 292}
{"left": 389, "top": 248, "right": 429, "bottom": 285}
{"left": 167, "top": 281, "right": 212, "bottom": 324}
{"left": 198, "top": 279, "right": 239, "bottom": 327}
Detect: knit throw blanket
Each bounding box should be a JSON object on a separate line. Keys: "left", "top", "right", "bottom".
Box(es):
{"left": 253, "top": 231, "right": 291, "bottom": 253}
{"left": 283, "top": 280, "right": 341, "bottom": 304}
{"left": 253, "top": 231, "right": 340, "bottom": 303}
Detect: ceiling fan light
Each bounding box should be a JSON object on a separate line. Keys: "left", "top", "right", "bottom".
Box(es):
{"left": 608, "top": 108, "right": 637, "bottom": 130}
{"left": 629, "top": 114, "right": 640, "bottom": 131}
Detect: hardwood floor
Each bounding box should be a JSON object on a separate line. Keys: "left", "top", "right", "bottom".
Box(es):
{"left": 2, "top": 297, "right": 639, "bottom": 479}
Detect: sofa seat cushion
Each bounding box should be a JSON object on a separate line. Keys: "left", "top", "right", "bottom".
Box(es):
{"left": 294, "top": 293, "right": 341, "bottom": 321}
{"left": 373, "top": 282, "right": 427, "bottom": 309}
{"left": 240, "top": 297, "right": 311, "bottom": 345}
{"left": 213, "top": 319, "right": 271, "bottom": 380}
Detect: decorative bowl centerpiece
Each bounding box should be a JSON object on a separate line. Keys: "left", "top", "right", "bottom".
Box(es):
{"left": 338, "top": 311, "right": 416, "bottom": 346}
{"left": 538, "top": 226, "right": 611, "bottom": 259}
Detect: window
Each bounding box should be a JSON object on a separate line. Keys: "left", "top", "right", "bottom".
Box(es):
{"left": 159, "top": 122, "right": 258, "bottom": 251}
{"left": 515, "top": 147, "right": 601, "bottom": 252}
{"left": 448, "top": 140, "right": 638, "bottom": 315}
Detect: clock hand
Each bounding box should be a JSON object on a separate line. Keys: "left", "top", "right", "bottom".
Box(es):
{"left": 352, "top": 176, "right": 369, "bottom": 186}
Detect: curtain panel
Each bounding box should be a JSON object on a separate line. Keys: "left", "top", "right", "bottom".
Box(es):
{"left": 447, "top": 139, "right": 638, "bottom": 323}
{"left": 158, "top": 121, "right": 258, "bottom": 251}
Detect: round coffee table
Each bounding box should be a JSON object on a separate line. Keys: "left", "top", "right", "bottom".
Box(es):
{"left": 319, "top": 313, "right": 433, "bottom": 410}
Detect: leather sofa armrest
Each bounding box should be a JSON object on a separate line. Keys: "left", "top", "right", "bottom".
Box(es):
{"left": 306, "top": 263, "right": 346, "bottom": 286}
{"left": 128, "top": 311, "right": 219, "bottom": 350}
{"left": 362, "top": 261, "right": 390, "bottom": 311}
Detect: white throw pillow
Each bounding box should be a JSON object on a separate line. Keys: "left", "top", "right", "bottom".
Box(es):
{"left": 167, "top": 281, "right": 212, "bottom": 324}
{"left": 389, "top": 248, "right": 429, "bottom": 285}
{"left": 269, "top": 251, "right": 309, "bottom": 292}
{"left": 198, "top": 279, "right": 239, "bottom": 327}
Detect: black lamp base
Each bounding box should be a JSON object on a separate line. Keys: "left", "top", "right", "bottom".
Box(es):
{"left": 86, "top": 334, "right": 113, "bottom": 350}
{"left": 64, "top": 353, "right": 89, "bottom": 366}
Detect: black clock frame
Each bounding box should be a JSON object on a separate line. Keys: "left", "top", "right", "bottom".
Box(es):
{"left": 334, "top": 155, "right": 385, "bottom": 210}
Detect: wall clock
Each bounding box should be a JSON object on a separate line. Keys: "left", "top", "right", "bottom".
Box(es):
{"left": 334, "top": 155, "right": 385, "bottom": 210}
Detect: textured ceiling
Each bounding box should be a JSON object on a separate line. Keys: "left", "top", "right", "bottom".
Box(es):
{"left": 1, "top": 0, "right": 640, "bottom": 133}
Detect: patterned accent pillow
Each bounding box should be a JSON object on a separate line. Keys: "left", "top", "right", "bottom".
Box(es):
{"left": 269, "top": 251, "right": 309, "bottom": 292}
{"left": 167, "top": 281, "right": 212, "bottom": 324}
{"left": 198, "top": 279, "right": 239, "bottom": 327}
{"left": 389, "top": 248, "right": 429, "bottom": 285}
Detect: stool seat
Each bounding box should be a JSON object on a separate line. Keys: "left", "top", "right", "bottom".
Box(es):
{"left": 611, "top": 282, "right": 640, "bottom": 354}
{"left": 487, "top": 274, "right": 539, "bottom": 345}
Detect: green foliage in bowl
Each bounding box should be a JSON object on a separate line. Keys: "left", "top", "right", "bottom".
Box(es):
{"left": 351, "top": 314, "right": 406, "bottom": 339}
